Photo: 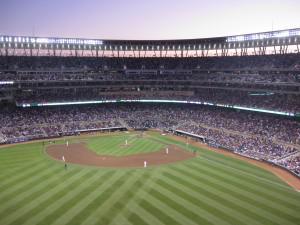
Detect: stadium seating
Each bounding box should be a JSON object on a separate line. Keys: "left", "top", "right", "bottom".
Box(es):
{"left": 0, "top": 104, "right": 299, "bottom": 174}
{"left": 0, "top": 53, "right": 299, "bottom": 175}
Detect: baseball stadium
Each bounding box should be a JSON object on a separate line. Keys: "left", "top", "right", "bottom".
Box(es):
{"left": 1, "top": 2, "right": 300, "bottom": 225}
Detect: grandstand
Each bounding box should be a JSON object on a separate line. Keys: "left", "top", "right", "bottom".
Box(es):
{"left": 0, "top": 28, "right": 300, "bottom": 176}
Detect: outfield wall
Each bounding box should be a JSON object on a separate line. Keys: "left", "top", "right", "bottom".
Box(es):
{"left": 0, "top": 127, "right": 127, "bottom": 145}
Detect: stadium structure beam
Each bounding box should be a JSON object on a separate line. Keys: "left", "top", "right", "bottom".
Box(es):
{"left": 0, "top": 28, "right": 299, "bottom": 57}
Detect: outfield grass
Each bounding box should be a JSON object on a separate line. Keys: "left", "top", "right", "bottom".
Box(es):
{"left": 0, "top": 131, "right": 299, "bottom": 225}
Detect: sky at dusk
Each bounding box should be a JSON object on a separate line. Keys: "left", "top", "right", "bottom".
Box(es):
{"left": 0, "top": 0, "right": 299, "bottom": 40}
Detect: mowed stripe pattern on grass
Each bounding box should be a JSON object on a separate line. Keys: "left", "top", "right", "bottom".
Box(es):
{"left": 0, "top": 133, "right": 299, "bottom": 225}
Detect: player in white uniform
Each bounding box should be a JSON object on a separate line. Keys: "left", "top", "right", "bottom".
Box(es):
{"left": 62, "top": 156, "right": 67, "bottom": 169}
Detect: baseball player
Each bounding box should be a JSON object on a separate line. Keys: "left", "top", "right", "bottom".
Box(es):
{"left": 62, "top": 156, "right": 67, "bottom": 169}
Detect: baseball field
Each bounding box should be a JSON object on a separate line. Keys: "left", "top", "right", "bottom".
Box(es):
{"left": 0, "top": 131, "right": 299, "bottom": 225}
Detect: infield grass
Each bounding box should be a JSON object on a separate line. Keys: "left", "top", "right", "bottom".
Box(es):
{"left": 86, "top": 133, "right": 165, "bottom": 156}
{"left": 0, "top": 131, "right": 299, "bottom": 225}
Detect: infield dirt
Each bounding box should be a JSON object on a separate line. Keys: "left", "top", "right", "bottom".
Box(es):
{"left": 46, "top": 142, "right": 195, "bottom": 168}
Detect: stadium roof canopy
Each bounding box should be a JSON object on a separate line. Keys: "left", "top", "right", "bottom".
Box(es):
{"left": 1, "top": 28, "right": 299, "bottom": 57}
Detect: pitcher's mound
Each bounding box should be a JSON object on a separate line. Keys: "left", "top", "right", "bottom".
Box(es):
{"left": 46, "top": 143, "right": 196, "bottom": 168}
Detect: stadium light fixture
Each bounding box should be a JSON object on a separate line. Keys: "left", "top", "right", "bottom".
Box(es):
{"left": 226, "top": 28, "right": 300, "bottom": 42}
{"left": 16, "top": 99, "right": 295, "bottom": 117}
{"left": 0, "top": 81, "right": 14, "bottom": 85}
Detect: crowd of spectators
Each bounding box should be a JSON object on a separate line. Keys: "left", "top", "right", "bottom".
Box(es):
{"left": 277, "top": 154, "right": 300, "bottom": 175}
{"left": 1, "top": 54, "right": 299, "bottom": 114}
{"left": 0, "top": 53, "right": 299, "bottom": 174}
{"left": 15, "top": 88, "right": 300, "bottom": 113}
{"left": 0, "top": 103, "right": 299, "bottom": 174}
{"left": 1, "top": 54, "right": 299, "bottom": 70}
{"left": 177, "top": 123, "right": 297, "bottom": 160}
{"left": 1, "top": 70, "right": 299, "bottom": 83}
